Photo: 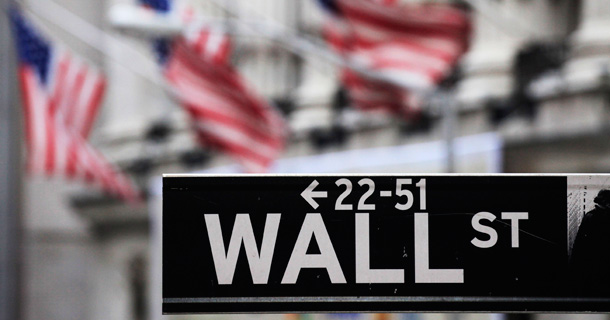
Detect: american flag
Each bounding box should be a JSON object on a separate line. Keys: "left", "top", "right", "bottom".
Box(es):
{"left": 139, "top": 0, "right": 171, "bottom": 12}
{"left": 163, "top": 27, "right": 285, "bottom": 173}
{"left": 321, "top": 0, "right": 471, "bottom": 118}
{"left": 141, "top": 0, "right": 285, "bottom": 173}
{"left": 10, "top": 8, "right": 139, "bottom": 201}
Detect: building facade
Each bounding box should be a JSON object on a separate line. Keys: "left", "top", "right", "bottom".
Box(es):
{"left": 15, "top": 0, "right": 610, "bottom": 319}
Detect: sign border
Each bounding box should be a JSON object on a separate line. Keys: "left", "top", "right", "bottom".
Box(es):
{"left": 163, "top": 174, "right": 610, "bottom": 314}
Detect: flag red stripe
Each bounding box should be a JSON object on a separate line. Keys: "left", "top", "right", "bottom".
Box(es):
{"left": 65, "top": 138, "right": 77, "bottom": 178}
{"left": 168, "top": 58, "right": 254, "bottom": 116}
{"left": 44, "top": 105, "right": 55, "bottom": 175}
{"left": 166, "top": 63, "right": 261, "bottom": 121}
{"left": 50, "top": 54, "right": 70, "bottom": 115}
{"left": 338, "top": 0, "right": 470, "bottom": 38}
{"left": 366, "top": 39, "right": 462, "bottom": 65}
{"left": 192, "top": 29, "right": 209, "bottom": 56}
{"left": 185, "top": 103, "right": 283, "bottom": 149}
{"left": 213, "top": 39, "right": 230, "bottom": 65}
{"left": 80, "top": 77, "right": 105, "bottom": 138}
{"left": 188, "top": 105, "right": 283, "bottom": 157}
{"left": 168, "top": 69, "right": 283, "bottom": 143}
{"left": 194, "top": 122, "right": 276, "bottom": 172}
{"left": 64, "top": 65, "right": 87, "bottom": 129}
{"left": 172, "top": 42, "right": 270, "bottom": 118}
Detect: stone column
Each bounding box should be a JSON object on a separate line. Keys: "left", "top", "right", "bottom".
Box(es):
{"left": 457, "top": 1, "right": 521, "bottom": 106}
{"left": 101, "top": 0, "right": 173, "bottom": 156}
{"left": 565, "top": 0, "right": 610, "bottom": 88}
{"left": 523, "top": 0, "right": 610, "bottom": 138}
{"left": 457, "top": 0, "right": 575, "bottom": 106}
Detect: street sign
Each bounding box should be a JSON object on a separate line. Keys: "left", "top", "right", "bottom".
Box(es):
{"left": 163, "top": 174, "right": 610, "bottom": 313}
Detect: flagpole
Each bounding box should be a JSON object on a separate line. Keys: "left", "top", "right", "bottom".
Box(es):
{"left": 0, "top": 1, "right": 23, "bottom": 319}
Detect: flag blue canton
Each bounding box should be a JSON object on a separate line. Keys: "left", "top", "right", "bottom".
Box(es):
{"left": 153, "top": 38, "right": 172, "bottom": 65}
{"left": 316, "top": 0, "right": 341, "bottom": 15}
{"left": 138, "top": 0, "right": 173, "bottom": 64}
{"left": 138, "top": 0, "right": 171, "bottom": 12}
{"left": 9, "top": 8, "right": 52, "bottom": 84}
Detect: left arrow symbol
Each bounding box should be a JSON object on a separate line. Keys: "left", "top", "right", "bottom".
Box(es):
{"left": 301, "top": 180, "right": 328, "bottom": 209}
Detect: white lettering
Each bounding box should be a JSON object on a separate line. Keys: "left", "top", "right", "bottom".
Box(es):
{"left": 204, "top": 213, "right": 280, "bottom": 285}
{"left": 471, "top": 212, "right": 498, "bottom": 248}
{"left": 282, "top": 213, "right": 346, "bottom": 284}
{"left": 501, "top": 212, "right": 528, "bottom": 248}
{"left": 355, "top": 213, "right": 404, "bottom": 283}
{"left": 414, "top": 212, "right": 464, "bottom": 283}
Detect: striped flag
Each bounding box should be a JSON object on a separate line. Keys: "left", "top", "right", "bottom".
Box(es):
{"left": 10, "top": 8, "right": 139, "bottom": 201}
{"left": 321, "top": 0, "right": 472, "bottom": 118}
{"left": 141, "top": 0, "right": 285, "bottom": 173}
{"left": 163, "top": 26, "right": 285, "bottom": 173}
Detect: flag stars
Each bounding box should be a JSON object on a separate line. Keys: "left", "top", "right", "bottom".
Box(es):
{"left": 138, "top": 0, "right": 170, "bottom": 12}
{"left": 10, "top": 8, "right": 51, "bottom": 84}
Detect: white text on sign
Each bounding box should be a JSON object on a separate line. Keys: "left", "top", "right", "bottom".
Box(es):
{"left": 203, "top": 178, "right": 528, "bottom": 285}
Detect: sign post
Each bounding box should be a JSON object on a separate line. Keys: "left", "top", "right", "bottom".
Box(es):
{"left": 163, "top": 174, "right": 610, "bottom": 313}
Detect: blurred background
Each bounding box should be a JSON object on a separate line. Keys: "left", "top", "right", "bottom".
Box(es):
{"left": 1, "top": 0, "right": 610, "bottom": 319}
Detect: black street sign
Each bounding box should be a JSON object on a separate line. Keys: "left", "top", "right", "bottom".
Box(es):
{"left": 163, "top": 174, "right": 610, "bottom": 313}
